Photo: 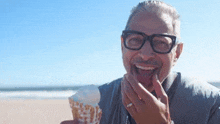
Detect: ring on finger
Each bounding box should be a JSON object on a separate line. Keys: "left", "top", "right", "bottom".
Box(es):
{"left": 126, "top": 103, "right": 133, "bottom": 108}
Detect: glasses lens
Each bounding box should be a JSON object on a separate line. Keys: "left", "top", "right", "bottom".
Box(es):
{"left": 124, "top": 33, "right": 144, "bottom": 49}
{"left": 152, "top": 36, "right": 173, "bottom": 53}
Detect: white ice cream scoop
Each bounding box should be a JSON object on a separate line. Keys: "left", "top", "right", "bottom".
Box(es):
{"left": 69, "top": 85, "right": 101, "bottom": 106}
{"left": 68, "top": 85, "right": 102, "bottom": 124}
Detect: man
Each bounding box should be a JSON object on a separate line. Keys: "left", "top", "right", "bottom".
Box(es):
{"left": 98, "top": 1, "right": 220, "bottom": 124}
{"left": 62, "top": 0, "right": 220, "bottom": 124}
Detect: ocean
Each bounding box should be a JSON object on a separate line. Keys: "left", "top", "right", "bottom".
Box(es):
{"left": 0, "top": 83, "right": 219, "bottom": 99}
{"left": 0, "top": 86, "right": 83, "bottom": 100}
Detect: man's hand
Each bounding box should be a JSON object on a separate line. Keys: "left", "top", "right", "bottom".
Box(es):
{"left": 60, "top": 119, "right": 82, "bottom": 124}
{"left": 60, "top": 120, "right": 76, "bottom": 124}
{"left": 121, "top": 73, "right": 171, "bottom": 124}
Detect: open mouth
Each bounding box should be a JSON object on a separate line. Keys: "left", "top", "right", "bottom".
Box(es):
{"left": 132, "top": 64, "right": 159, "bottom": 87}
{"left": 135, "top": 65, "right": 158, "bottom": 77}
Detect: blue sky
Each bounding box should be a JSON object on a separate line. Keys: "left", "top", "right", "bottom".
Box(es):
{"left": 1, "top": 0, "right": 220, "bottom": 87}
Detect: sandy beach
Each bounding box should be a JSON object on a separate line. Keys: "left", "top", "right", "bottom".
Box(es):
{"left": 0, "top": 99, "right": 73, "bottom": 124}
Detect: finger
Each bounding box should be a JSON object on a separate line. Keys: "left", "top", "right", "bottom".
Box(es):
{"left": 121, "top": 76, "right": 137, "bottom": 114}
{"left": 152, "top": 74, "right": 168, "bottom": 104}
{"left": 123, "top": 75, "right": 144, "bottom": 107}
{"left": 121, "top": 75, "right": 129, "bottom": 106}
{"left": 60, "top": 120, "right": 75, "bottom": 124}
{"left": 123, "top": 88, "right": 137, "bottom": 114}
{"left": 121, "top": 75, "right": 133, "bottom": 106}
{"left": 125, "top": 74, "right": 157, "bottom": 103}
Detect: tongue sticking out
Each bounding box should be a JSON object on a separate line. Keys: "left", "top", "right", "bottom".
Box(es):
{"left": 135, "top": 66, "right": 156, "bottom": 88}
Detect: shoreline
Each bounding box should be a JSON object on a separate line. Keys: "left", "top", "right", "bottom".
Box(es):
{"left": 0, "top": 99, "right": 73, "bottom": 124}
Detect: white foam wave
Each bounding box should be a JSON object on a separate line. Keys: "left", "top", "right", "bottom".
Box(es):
{"left": 0, "top": 90, "right": 77, "bottom": 99}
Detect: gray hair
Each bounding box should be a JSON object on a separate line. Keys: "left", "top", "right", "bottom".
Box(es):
{"left": 125, "top": 0, "right": 181, "bottom": 40}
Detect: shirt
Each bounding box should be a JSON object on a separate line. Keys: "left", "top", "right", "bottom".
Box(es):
{"left": 98, "top": 72, "right": 220, "bottom": 124}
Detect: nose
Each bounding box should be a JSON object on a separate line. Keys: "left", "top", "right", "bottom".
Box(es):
{"left": 139, "top": 41, "right": 155, "bottom": 59}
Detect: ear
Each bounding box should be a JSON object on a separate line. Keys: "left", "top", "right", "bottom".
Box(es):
{"left": 173, "top": 43, "right": 183, "bottom": 66}
{"left": 121, "top": 36, "right": 124, "bottom": 52}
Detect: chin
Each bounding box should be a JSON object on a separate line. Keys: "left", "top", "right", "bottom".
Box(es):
{"left": 143, "top": 82, "right": 154, "bottom": 92}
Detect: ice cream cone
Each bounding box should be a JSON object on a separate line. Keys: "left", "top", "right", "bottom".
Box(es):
{"left": 69, "top": 85, "right": 102, "bottom": 124}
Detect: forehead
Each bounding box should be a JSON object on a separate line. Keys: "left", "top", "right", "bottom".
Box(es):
{"left": 128, "top": 11, "right": 174, "bottom": 35}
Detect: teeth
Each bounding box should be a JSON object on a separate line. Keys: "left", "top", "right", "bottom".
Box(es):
{"left": 136, "top": 65, "right": 155, "bottom": 70}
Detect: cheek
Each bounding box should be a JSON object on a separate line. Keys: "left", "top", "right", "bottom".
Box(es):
{"left": 158, "top": 55, "right": 174, "bottom": 82}
{"left": 122, "top": 49, "right": 138, "bottom": 72}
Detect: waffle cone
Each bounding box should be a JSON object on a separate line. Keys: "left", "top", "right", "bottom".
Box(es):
{"left": 69, "top": 98, "right": 102, "bottom": 124}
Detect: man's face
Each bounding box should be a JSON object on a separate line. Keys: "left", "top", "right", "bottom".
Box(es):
{"left": 121, "top": 12, "right": 183, "bottom": 92}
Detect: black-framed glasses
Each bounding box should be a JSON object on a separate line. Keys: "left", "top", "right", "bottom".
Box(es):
{"left": 122, "top": 30, "right": 177, "bottom": 54}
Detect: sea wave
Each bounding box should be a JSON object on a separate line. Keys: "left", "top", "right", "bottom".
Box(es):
{"left": 0, "top": 90, "right": 77, "bottom": 100}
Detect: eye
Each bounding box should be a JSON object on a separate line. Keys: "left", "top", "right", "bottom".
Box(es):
{"left": 153, "top": 40, "right": 170, "bottom": 49}
{"left": 127, "top": 38, "right": 142, "bottom": 45}
{"left": 125, "top": 34, "right": 144, "bottom": 48}
{"left": 152, "top": 36, "right": 172, "bottom": 51}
